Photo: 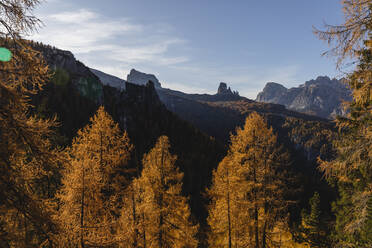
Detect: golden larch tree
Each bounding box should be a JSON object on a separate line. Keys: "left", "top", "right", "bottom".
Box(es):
{"left": 315, "top": 0, "right": 371, "bottom": 246}
{"left": 208, "top": 112, "right": 293, "bottom": 248}
{"left": 207, "top": 155, "right": 249, "bottom": 247}
{"left": 116, "top": 177, "right": 150, "bottom": 248}
{"left": 313, "top": 0, "right": 371, "bottom": 66}
{"left": 56, "top": 106, "right": 133, "bottom": 248}
{"left": 135, "top": 136, "right": 198, "bottom": 248}
{"left": 0, "top": 1, "right": 62, "bottom": 246}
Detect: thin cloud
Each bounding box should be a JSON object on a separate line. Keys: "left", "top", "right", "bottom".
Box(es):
{"left": 29, "top": 8, "right": 301, "bottom": 99}
{"left": 29, "top": 8, "right": 189, "bottom": 76}
{"left": 49, "top": 9, "right": 98, "bottom": 23}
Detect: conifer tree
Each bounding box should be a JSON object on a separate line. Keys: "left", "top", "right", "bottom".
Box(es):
{"left": 316, "top": 1, "right": 371, "bottom": 246}
{"left": 56, "top": 106, "right": 133, "bottom": 248}
{"left": 207, "top": 156, "right": 248, "bottom": 247}
{"left": 0, "top": 1, "right": 63, "bottom": 246}
{"left": 116, "top": 182, "right": 138, "bottom": 248}
{"left": 117, "top": 178, "right": 149, "bottom": 248}
{"left": 314, "top": 0, "right": 371, "bottom": 67}
{"left": 208, "top": 112, "right": 293, "bottom": 248}
{"left": 136, "top": 136, "right": 198, "bottom": 248}
{"left": 299, "top": 192, "right": 330, "bottom": 248}
{"left": 362, "top": 197, "right": 372, "bottom": 243}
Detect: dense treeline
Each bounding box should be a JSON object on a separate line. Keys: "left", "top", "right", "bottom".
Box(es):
{"left": 0, "top": 0, "right": 371, "bottom": 247}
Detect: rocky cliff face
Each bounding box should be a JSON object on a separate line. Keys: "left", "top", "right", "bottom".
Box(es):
{"left": 217, "top": 82, "right": 240, "bottom": 95}
{"left": 256, "top": 76, "right": 352, "bottom": 119}
{"left": 90, "top": 68, "right": 126, "bottom": 91}
{"left": 255, "top": 82, "right": 288, "bottom": 105}
{"left": 126, "top": 69, "right": 162, "bottom": 88}
{"left": 32, "top": 42, "right": 104, "bottom": 104}
{"left": 217, "top": 82, "right": 230, "bottom": 94}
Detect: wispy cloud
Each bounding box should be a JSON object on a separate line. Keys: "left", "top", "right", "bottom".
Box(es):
{"left": 49, "top": 9, "right": 98, "bottom": 23}
{"left": 29, "top": 8, "right": 189, "bottom": 78}
{"left": 29, "top": 8, "right": 302, "bottom": 99}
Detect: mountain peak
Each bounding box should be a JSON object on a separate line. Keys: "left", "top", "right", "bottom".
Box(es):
{"left": 316, "top": 75, "right": 330, "bottom": 81}
{"left": 217, "top": 82, "right": 239, "bottom": 95}
{"left": 265, "top": 82, "right": 287, "bottom": 88}
{"left": 256, "top": 76, "right": 351, "bottom": 119}
{"left": 256, "top": 82, "right": 287, "bottom": 105}
{"left": 127, "top": 69, "right": 162, "bottom": 88}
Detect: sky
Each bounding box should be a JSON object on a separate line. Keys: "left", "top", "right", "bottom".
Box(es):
{"left": 30, "top": 0, "right": 345, "bottom": 99}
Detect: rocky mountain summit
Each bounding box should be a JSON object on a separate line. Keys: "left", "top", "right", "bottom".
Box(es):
{"left": 127, "top": 69, "right": 162, "bottom": 88}
{"left": 256, "top": 76, "right": 352, "bottom": 119}
{"left": 90, "top": 68, "right": 161, "bottom": 92}
{"left": 217, "top": 82, "right": 239, "bottom": 95}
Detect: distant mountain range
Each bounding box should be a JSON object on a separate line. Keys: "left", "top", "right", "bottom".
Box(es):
{"left": 256, "top": 76, "right": 352, "bottom": 119}
{"left": 91, "top": 68, "right": 351, "bottom": 121}
{"left": 90, "top": 68, "right": 332, "bottom": 145}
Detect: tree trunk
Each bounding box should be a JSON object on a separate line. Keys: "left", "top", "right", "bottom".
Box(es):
{"left": 227, "top": 170, "right": 232, "bottom": 248}
{"left": 255, "top": 204, "right": 259, "bottom": 248}
{"left": 132, "top": 192, "right": 138, "bottom": 247}
{"left": 254, "top": 167, "right": 259, "bottom": 248}
{"left": 262, "top": 221, "right": 267, "bottom": 248}
{"left": 80, "top": 168, "right": 85, "bottom": 248}
{"left": 262, "top": 149, "right": 267, "bottom": 248}
{"left": 142, "top": 212, "right": 146, "bottom": 248}
{"left": 158, "top": 149, "right": 165, "bottom": 248}
{"left": 100, "top": 132, "right": 103, "bottom": 167}
{"left": 24, "top": 214, "right": 28, "bottom": 248}
{"left": 227, "top": 190, "right": 232, "bottom": 248}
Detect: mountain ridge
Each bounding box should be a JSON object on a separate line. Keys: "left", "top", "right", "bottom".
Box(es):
{"left": 256, "top": 76, "right": 352, "bottom": 119}
{"left": 90, "top": 67, "right": 331, "bottom": 144}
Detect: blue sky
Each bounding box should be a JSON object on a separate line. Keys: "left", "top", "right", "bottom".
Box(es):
{"left": 31, "top": 0, "right": 345, "bottom": 99}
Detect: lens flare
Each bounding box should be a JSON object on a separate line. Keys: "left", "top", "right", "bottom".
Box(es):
{"left": 0, "top": 47, "right": 12, "bottom": 62}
